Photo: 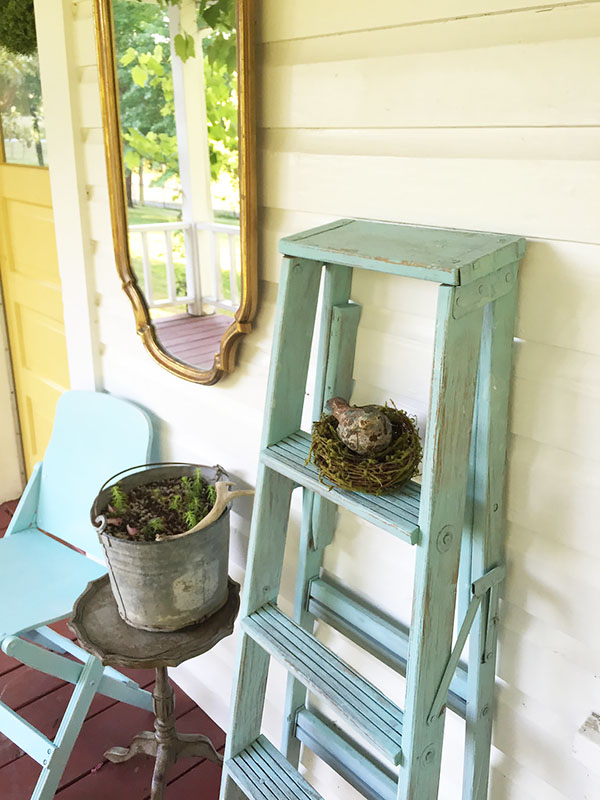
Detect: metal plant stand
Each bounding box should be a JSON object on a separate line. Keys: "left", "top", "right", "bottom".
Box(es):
{"left": 70, "top": 575, "right": 240, "bottom": 800}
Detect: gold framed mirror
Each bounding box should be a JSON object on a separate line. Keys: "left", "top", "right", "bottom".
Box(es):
{"left": 94, "top": 0, "right": 257, "bottom": 384}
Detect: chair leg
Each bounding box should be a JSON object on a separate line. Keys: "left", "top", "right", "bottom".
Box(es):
{"left": 32, "top": 626, "right": 150, "bottom": 692}
{"left": 23, "top": 628, "right": 70, "bottom": 655}
{"left": 99, "top": 670, "right": 154, "bottom": 711}
{"left": 5, "top": 633, "right": 153, "bottom": 711}
{"left": 31, "top": 655, "right": 105, "bottom": 800}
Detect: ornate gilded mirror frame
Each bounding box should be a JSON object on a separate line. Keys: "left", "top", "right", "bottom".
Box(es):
{"left": 93, "top": 0, "right": 257, "bottom": 384}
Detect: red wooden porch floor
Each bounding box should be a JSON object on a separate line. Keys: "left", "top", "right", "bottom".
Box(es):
{"left": 154, "top": 313, "right": 232, "bottom": 368}
{"left": 0, "top": 500, "right": 224, "bottom": 799}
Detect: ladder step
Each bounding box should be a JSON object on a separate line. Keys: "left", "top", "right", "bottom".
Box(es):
{"left": 225, "top": 734, "right": 324, "bottom": 800}
{"left": 295, "top": 707, "right": 398, "bottom": 800}
{"left": 243, "top": 604, "right": 404, "bottom": 765}
{"left": 308, "top": 577, "right": 468, "bottom": 718}
{"left": 261, "top": 431, "right": 421, "bottom": 545}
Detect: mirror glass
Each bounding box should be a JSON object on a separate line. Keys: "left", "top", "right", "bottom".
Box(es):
{"left": 0, "top": 45, "right": 47, "bottom": 166}
{"left": 95, "top": 0, "right": 256, "bottom": 384}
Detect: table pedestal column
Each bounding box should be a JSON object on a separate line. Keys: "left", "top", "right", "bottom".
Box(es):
{"left": 105, "top": 667, "right": 222, "bottom": 799}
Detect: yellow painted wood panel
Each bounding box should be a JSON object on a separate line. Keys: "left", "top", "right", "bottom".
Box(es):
{"left": 0, "top": 163, "right": 70, "bottom": 474}
{"left": 0, "top": 164, "right": 53, "bottom": 205}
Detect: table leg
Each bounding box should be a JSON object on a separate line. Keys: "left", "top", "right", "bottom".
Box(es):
{"left": 149, "top": 666, "right": 176, "bottom": 799}
{"left": 105, "top": 666, "right": 222, "bottom": 799}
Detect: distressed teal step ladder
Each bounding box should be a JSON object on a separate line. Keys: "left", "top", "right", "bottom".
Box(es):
{"left": 220, "top": 219, "right": 525, "bottom": 800}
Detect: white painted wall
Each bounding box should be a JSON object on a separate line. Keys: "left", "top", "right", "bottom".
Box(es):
{"left": 40, "top": 1, "right": 600, "bottom": 798}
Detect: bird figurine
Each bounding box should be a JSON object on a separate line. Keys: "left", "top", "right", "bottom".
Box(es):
{"left": 327, "top": 397, "right": 393, "bottom": 456}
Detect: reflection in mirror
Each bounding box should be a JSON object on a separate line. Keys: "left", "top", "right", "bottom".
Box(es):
{"left": 0, "top": 45, "right": 47, "bottom": 166}
{"left": 95, "top": 0, "right": 256, "bottom": 384}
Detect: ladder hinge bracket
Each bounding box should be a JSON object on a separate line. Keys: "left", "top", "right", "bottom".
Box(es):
{"left": 427, "top": 565, "right": 506, "bottom": 722}
{"left": 453, "top": 264, "right": 518, "bottom": 319}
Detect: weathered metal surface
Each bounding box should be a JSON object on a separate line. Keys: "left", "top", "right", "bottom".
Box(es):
{"left": 93, "top": 464, "right": 231, "bottom": 632}
{"left": 451, "top": 261, "right": 518, "bottom": 319}
{"left": 69, "top": 575, "right": 240, "bottom": 669}
{"left": 70, "top": 582, "right": 235, "bottom": 800}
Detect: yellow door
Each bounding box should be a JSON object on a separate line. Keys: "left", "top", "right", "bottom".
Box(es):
{"left": 0, "top": 162, "right": 70, "bottom": 475}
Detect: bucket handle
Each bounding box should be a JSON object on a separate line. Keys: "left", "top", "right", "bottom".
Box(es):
{"left": 92, "top": 462, "right": 227, "bottom": 532}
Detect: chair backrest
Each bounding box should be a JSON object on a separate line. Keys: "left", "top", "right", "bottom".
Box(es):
{"left": 36, "top": 391, "right": 153, "bottom": 559}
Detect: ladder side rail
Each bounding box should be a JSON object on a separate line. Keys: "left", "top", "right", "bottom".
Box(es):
{"left": 222, "top": 256, "right": 323, "bottom": 800}
{"left": 462, "top": 277, "right": 519, "bottom": 800}
{"left": 312, "top": 265, "right": 354, "bottom": 421}
{"left": 262, "top": 257, "right": 323, "bottom": 449}
{"left": 282, "top": 266, "right": 361, "bottom": 763}
{"left": 458, "top": 408, "right": 477, "bottom": 627}
{"left": 399, "top": 285, "right": 484, "bottom": 800}
{"left": 282, "top": 488, "right": 321, "bottom": 763}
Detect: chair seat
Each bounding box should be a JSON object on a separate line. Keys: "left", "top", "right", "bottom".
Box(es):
{"left": 0, "top": 529, "right": 106, "bottom": 638}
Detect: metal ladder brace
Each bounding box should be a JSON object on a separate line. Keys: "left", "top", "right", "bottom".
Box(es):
{"left": 219, "top": 218, "right": 525, "bottom": 800}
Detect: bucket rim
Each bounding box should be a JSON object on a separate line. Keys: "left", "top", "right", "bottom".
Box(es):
{"left": 92, "top": 462, "right": 229, "bottom": 538}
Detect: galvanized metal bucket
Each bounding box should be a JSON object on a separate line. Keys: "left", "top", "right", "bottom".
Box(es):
{"left": 91, "top": 463, "right": 230, "bottom": 632}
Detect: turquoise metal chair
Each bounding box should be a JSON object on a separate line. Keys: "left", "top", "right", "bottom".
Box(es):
{"left": 0, "top": 391, "right": 155, "bottom": 800}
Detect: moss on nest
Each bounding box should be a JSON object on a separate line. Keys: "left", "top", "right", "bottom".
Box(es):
{"left": 308, "top": 405, "right": 421, "bottom": 495}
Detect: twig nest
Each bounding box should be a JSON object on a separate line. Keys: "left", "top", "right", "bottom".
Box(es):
{"left": 309, "top": 404, "right": 421, "bottom": 495}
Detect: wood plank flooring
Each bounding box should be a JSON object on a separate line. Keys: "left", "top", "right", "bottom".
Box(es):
{"left": 153, "top": 313, "right": 232, "bottom": 369}
{"left": 0, "top": 499, "right": 225, "bottom": 799}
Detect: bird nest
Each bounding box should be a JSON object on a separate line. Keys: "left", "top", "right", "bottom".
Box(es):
{"left": 308, "top": 405, "right": 422, "bottom": 495}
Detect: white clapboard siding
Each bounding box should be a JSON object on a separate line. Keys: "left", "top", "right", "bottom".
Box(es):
{"left": 74, "top": 0, "right": 93, "bottom": 21}
{"left": 506, "top": 436, "right": 599, "bottom": 557}
{"left": 503, "top": 554, "right": 600, "bottom": 656}
{"left": 83, "top": 140, "right": 110, "bottom": 189}
{"left": 73, "top": 15, "right": 97, "bottom": 68}
{"left": 259, "top": 0, "right": 598, "bottom": 42}
{"left": 262, "top": 127, "right": 600, "bottom": 164}
{"left": 501, "top": 597, "right": 600, "bottom": 679}
{"left": 262, "top": 151, "right": 600, "bottom": 244}
{"left": 261, "top": 5, "right": 600, "bottom": 66}
{"left": 493, "top": 694, "right": 600, "bottom": 799}
{"left": 489, "top": 750, "right": 568, "bottom": 800}
{"left": 260, "top": 39, "right": 600, "bottom": 128}
{"left": 516, "top": 241, "right": 600, "bottom": 355}
{"left": 512, "top": 342, "right": 600, "bottom": 400}
{"left": 510, "top": 374, "right": 600, "bottom": 461}
{"left": 78, "top": 66, "right": 102, "bottom": 129}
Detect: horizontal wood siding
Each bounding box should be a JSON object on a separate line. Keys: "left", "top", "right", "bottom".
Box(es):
{"left": 46, "top": 0, "right": 600, "bottom": 798}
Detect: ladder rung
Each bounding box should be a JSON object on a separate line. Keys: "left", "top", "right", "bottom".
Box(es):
{"left": 295, "top": 707, "right": 398, "bottom": 800}
{"left": 243, "top": 604, "right": 404, "bottom": 765}
{"left": 225, "top": 734, "right": 324, "bottom": 800}
{"left": 261, "top": 431, "right": 421, "bottom": 545}
{"left": 308, "top": 577, "right": 468, "bottom": 718}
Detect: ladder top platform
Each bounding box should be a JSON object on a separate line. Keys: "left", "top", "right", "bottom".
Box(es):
{"left": 279, "top": 219, "right": 525, "bottom": 285}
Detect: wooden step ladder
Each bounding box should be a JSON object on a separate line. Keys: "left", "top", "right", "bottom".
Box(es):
{"left": 220, "top": 219, "right": 525, "bottom": 800}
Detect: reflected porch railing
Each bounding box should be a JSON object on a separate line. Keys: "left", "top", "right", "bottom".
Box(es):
{"left": 128, "top": 219, "right": 241, "bottom": 315}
